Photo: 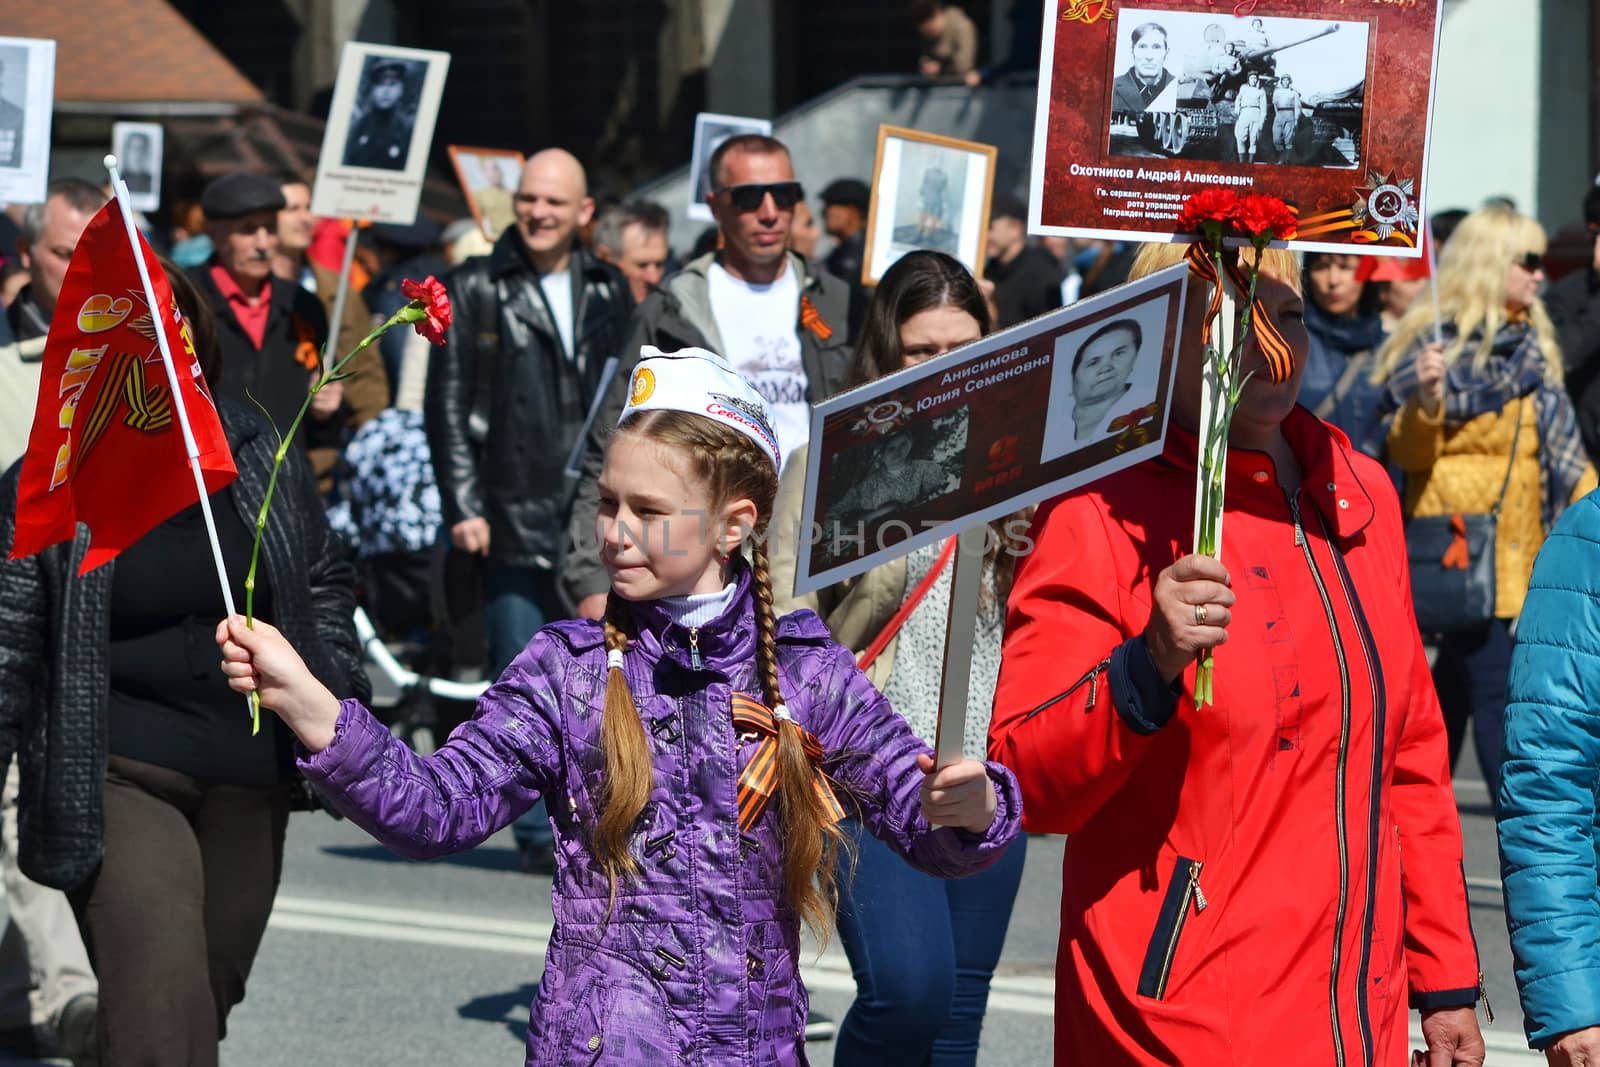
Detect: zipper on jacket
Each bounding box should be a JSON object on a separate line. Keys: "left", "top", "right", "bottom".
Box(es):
{"left": 1136, "top": 857, "right": 1206, "bottom": 1001}
{"left": 1289, "top": 492, "right": 1354, "bottom": 1067}
{"left": 1478, "top": 973, "right": 1495, "bottom": 1024}
{"left": 688, "top": 627, "right": 702, "bottom": 671}
{"left": 1023, "top": 657, "right": 1111, "bottom": 721}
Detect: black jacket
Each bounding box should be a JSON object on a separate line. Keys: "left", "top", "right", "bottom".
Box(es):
{"left": 560, "top": 251, "right": 855, "bottom": 604}
{"left": 0, "top": 401, "right": 369, "bottom": 891}
{"left": 425, "top": 233, "right": 633, "bottom": 569}
{"left": 189, "top": 264, "right": 342, "bottom": 453}
{"left": 1546, "top": 265, "right": 1600, "bottom": 463}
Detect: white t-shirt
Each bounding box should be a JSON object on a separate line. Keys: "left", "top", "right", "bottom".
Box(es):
{"left": 538, "top": 270, "right": 576, "bottom": 357}
{"left": 706, "top": 261, "right": 809, "bottom": 469}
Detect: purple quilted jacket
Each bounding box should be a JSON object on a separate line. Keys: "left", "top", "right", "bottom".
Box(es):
{"left": 298, "top": 568, "right": 1022, "bottom": 1066}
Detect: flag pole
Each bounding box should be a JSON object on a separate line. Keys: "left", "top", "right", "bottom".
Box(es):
{"left": 1425, "top": 226, "right": 1444, "bottom": 346}
{"left": 102, "top": 155, "right": 248, "bottom": 718}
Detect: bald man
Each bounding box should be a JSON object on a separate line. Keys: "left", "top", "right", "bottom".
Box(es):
{"left": 424, "top": 148, "right": 633, "bottom": 862}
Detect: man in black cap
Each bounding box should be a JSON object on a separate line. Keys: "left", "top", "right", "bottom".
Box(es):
{"left": 190, "top": 172, "right": 342, "bottom": 452}
{"left": 343, "top": 58, "right": 416, "bottom": 171}
{"left": 984, "top": 192, "right": 1062, "bottom": 329}
{"left": 820, "top": 177, "right": 870, "bottom": 336}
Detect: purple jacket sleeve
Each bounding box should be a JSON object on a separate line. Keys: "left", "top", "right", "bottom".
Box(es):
{"left": 799, "top": 643, "right": 1022, "bottom": 878}
{"left": 297, "top": 643, "right": 564, "bottom": 861}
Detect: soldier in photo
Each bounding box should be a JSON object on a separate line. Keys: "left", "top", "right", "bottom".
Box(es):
{"left": 1272, "top": 74, "right": 1303, "bottom": 163}
{"left": 342, "top": 57, "right": 417, "bottom": 171}
{"left": 1234, "top": 71, "right": 1268, "bottom": 164}
{"left": 1110, "top": 21, "right": 1174, "bottom": 116}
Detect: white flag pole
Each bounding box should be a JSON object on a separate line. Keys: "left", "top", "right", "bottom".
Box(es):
{"left": 102, "top": 156, "right": 245, "bottom": 706}
{"left": 1425, "top": 228, "right": 1444, "bottom": 346}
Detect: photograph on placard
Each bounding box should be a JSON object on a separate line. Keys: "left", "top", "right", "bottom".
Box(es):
{"left": 1039, "top": 294, "right": 1170, "bottom": 461}
{"left": 687, "top": 113, "right": 773, "bottom": 222}
{"left": 0, "top": 37, "right": 54, "bottom": 204}
{"left": 448, "top": 145, "right": 526, "bottom": 239}
{"left": 310, "top": 41, "right": 450, "bottom": 225}
{"left": 1104, "top": 10, "right": 1368, "bottom": 169}
{"left": 793, "top": 263, "right": 1189, "bottom": 595}
{"left": 1029, "top": 0, "right": 1439, "bottom": 256}
{"left": 112, "top": 122, "right": 164, "bottom": 213}
{"left": 863, "top": 126, "right": 997, "bottom": 286}
{"left": 819, "top": 406, "right": 969, "bottom": 563}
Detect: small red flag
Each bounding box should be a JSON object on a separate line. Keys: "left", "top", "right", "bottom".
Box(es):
{"left": 9, "top": 201, "right": 236, "bottom": 574}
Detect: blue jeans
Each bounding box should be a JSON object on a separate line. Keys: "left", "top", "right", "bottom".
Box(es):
{"left": 1433, "top": 618, "right": 1513, "bottom": 808}
{"left": 832, "top": 820, "right": 1027, "bottom": 1066}
{"left": 483, "top": 564, "right": 562, "bottom": 853}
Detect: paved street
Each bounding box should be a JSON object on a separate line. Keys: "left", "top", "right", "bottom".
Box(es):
{"left": 0, "top": 749, "right": 1545, "bottom": 1066}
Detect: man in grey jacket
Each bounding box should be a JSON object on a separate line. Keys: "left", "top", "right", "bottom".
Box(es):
{"left": 561, "top": 134, "right": 854, "bottom": 619}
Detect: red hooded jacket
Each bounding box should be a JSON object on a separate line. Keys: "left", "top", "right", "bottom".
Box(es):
{"left": 989, "top": 408, "right": 1482, "bottom": 1065}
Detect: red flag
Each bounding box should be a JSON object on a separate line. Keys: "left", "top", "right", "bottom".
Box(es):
{"left": 9, "top": 201, "right": 236, "bottom": 574}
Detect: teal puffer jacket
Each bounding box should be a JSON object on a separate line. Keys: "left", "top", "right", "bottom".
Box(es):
{"left": 1499, "top": 488, "right": 1600, "bottom": 1048}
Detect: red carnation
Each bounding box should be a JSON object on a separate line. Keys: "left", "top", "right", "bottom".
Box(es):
{"left": 1177, "top": 189, "right": 1240, "bottom": 233}
{"left": 1232, "top": 195, "right": 1298, "bottom": 244}
{"left": 401, "top": 275, "right": 452, "bottom": 345}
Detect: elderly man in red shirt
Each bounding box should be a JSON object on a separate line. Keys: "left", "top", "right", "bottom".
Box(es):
{"left": 189, "top": 173, "right": 343, "bottom": 457}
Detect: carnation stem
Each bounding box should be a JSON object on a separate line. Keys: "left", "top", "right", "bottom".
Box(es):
{"left": 241, "top": 309, "right": 410, "bottom": 734}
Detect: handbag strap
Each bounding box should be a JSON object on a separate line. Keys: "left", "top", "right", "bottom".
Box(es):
{"left": 856, "top": 537, "right": 958, "bottom": 672}
{"left": 1488, "top": 398, "right": 1526, "bottom": 519}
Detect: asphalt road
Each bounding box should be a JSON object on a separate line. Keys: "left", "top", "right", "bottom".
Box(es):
{"left": 0, "top": 744, "right": 1544, "bottom": 1067}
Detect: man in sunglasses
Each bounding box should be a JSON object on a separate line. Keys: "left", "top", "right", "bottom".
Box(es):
{"left": 424, "top": 147, "right": 635, "bottom": 870}
{"left": 1545, "top": 181, "right": 1600, "bottom": 464}
{"left": 562, "top": 133, "right": 855, "bottom": 620}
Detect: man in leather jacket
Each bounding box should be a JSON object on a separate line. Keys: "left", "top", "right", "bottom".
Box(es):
{"left": 425, "top": 148, "right": 632, "bottom": 676}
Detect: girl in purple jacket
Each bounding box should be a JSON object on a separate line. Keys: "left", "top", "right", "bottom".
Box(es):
{"left": 217, "top": 348, "right": 1022, "bottom": 1066}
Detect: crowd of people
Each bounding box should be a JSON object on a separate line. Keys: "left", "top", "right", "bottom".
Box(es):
{"left": 3, "top": 46, "right": 1600, "bottom": 1063}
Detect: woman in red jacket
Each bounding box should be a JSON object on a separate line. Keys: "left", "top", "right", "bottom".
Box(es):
{"left": 988, "top": 242, "right": 1486, "bottom": 1066}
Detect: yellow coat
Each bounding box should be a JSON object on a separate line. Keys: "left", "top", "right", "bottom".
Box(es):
{"left": 1388, "top": 395, "right": 1597, "bottom": 618}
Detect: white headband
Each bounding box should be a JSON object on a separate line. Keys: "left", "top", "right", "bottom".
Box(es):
{"left": 619, "top": 346, "right": 783, "bottom": 471}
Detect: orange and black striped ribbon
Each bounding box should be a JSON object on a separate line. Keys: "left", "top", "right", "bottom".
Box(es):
{"left": 1183, "top": 243, "right": 1295, "bottom": 384}
{"left": 731, "top": 692, "right": 846, "bottom": 833}
{"left": 799, "top": 295, "right": 833, "bottom": 342}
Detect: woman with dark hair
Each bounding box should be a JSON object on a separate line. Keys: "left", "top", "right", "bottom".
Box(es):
{"left": 0, "top": 259, "right": 369, "bottom": 1065}
{"left": 770, "top": 250, "right": 1027, "bottom": 1065}
{"left": 1297, "top": 252, "right": 1388, "bottom": 457}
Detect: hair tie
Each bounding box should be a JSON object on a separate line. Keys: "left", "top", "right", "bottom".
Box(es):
{"left": 772, "top": 704, "right": 792, "bottom": 722}
{"left": 607, "top": 648, "right": 625, "bottom": 672}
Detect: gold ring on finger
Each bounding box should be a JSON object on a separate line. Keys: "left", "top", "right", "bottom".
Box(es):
{"left": 1194, "top": 603, "right": 1208, "bottom": 626}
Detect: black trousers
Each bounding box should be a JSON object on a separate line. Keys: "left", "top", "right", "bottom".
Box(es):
{"left": 68, "top": 755, "right": 290, "bottom": 1067}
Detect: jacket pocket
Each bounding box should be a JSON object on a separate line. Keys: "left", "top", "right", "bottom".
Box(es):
{"left": 1136, "top": 856, "right": 1206, "bottom": 1001}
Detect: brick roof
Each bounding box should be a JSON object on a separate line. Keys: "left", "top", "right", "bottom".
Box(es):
{"left": 8, "top": 0, "right": 262, "bottom": 105}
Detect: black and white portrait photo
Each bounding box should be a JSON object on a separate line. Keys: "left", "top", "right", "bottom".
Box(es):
{"left": 0, "top": 36, "right": 54, "bottom": 204}
{"left": 343, "top": 54, "right": 422, "bottom": 171}
{"left": 1041, "top": 296, "right": 1169, "bottom": 461}
{"left": 864, "top": 126, "right": 996, "bottom": 285}
{"left": 687, "top": 112, "right": 772, "bottom": 222}
{"left": 311, "top": 41, "right": 449, "bottom": 224}
{"left": 821, "top": 408, "right": 968, "bottom": 560}
{"left": 1104, "top": 9, "right": 1370, "bottom": 169}
{"left": 112, "top": 121, "right": 164, "bottom": 212}
{"left": 0, "top": 43, "right": 29, "bottom": 170}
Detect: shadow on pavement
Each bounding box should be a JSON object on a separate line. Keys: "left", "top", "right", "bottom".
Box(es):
{"left": 458, "top": 982, "right": 536, "bottom": 1046}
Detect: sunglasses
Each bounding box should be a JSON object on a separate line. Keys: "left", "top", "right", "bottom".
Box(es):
{"left": 715, "top": 181, "right": 804, "bottom": 212}
{"left": 1512, "top": 252, "right": 1544, "bottom": 272}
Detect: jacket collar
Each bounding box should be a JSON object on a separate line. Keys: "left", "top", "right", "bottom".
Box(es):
{"left": 627, "top": 559, "right": 758, "bottom": 672}
{"left": 1160, "top": 405, "right": 1376, "bottom": 542}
